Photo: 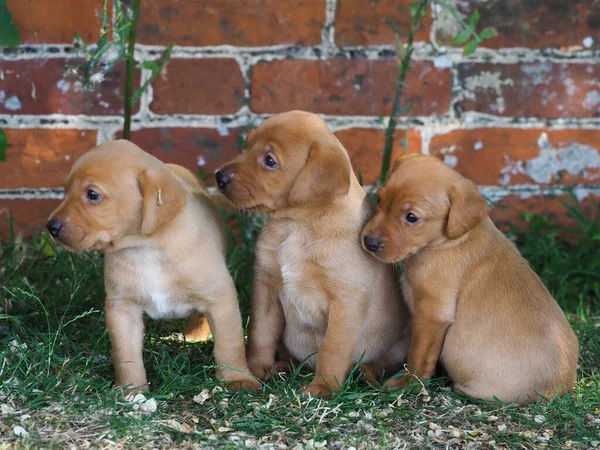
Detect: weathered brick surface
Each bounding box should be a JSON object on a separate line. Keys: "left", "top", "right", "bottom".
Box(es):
{"left": 250, "top": 60, "right": 451, "bottom": 115}
{"left": 490, "top": 193, "right": 600, "bottom": 231}
{"left": 123, "top": 128, "right": 242, "bottom": 186}
{"left": 136, "top": 0, "right": 325, "bottom": 46}
{"left": 151, "top": 59, "right": 245, "bottom": 115}
{"left": 436, "top": 0, "right": 600, "bottom": 50}
{"left": 7, "top": 0, "right": 108, "bottom": 44}
{"left": 335, "top": 0, "right": 430, "bottom": 46}
{"left": 0, "top": 129, "right": 97, "bottom": 189}
{"left": 430, "top": 129, "right": 600, "bottom": 186}
{"left": 335, "top": 128, "right": 421, "bottom": 185}
{"left": 0, "top": 199, "right": 62, "bottom": 240}
{"left": 0, "top": 60, "right": 140, "bottom": 116}
{"left": 456, "top": 63, "right": 600, "bottom": 118}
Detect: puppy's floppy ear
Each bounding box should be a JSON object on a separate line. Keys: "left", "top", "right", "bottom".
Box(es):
{"left": 446, "top": 179, "right": 489, "bottom": 239}
{"left": 139, "top": 166, "right": 187, "bottom": 236}
{"left": 390, "top": 154, "right": 419, "bottom": 175}
{"left": 288, "top": 140, "right": 351, "bottom": 206}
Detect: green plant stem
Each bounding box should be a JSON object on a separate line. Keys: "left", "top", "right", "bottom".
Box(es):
{"left": 379, "top": 0, "right": 429, "bottom": 184}
{"left": 123, "top": 0, "right": 141, "bottom": 140}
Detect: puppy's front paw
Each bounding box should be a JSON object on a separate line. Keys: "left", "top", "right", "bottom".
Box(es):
{"left": 383, "top": 374, "right": 417, "bottom": 390}
{"left": 356, "top": 363, "right": 378, "bottom": 385}
{"left": 224, "top": 376, "right": 262, "bottom": 392}
{"left": 248, "top": 359, "right": 275, "bottom": 381}
{"left": 298, "top": 381, "right": 335, "bottom": 399}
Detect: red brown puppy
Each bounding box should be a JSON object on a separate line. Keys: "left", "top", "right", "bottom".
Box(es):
{"left": 216, "top": 111, "right": 411, "bottom": 397}
{"left": 362, "top": 154, "right": 579, "bottom": 404}
{"left": 47, "top": 140, "right": 259, "bottom": 392}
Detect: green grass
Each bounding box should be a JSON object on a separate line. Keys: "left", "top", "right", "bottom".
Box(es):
{"left": 1, "top": 198, "right": 599, "bottom": 449}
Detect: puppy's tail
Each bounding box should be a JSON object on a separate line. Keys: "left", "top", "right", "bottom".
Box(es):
{"left": 165, "top": 163, "right": 208, "bottom": 195}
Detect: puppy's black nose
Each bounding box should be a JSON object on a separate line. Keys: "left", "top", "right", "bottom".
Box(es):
{"left": 363, "top": 235, "right": 383, "bottom": 253}
{"left": 215, "top": 170, "right": 231, "bottom": 189}
{"left": 46, "top": 218, "right": 63, "bottom": 238}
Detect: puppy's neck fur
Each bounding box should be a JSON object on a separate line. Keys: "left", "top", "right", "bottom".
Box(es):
{"left": 269, "top": 179, "right": 369, "bottom": 232}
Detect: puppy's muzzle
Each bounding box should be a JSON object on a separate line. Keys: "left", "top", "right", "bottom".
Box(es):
{"left": 215, "top": 169, "right": 232, "bottom": 190}
{"left": 363, "top": 235, "right": 383, "bottom": 253}
{"left": 46, "top": 218, "right": 63, "bottom": 238}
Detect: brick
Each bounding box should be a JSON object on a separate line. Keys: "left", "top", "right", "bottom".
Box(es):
{"left": 457, "top": 63, "right": 600, "bottom": 118}
{"left": 7, "top": 0, "right": 108, "bottom": 44}
{"left": 335, "top": 0, "right": 431, "bottom": 46}
{"left": 121, "top": 128, "right": 243, "bottom": 186}
{"left": 250, "top": 60, "right": 451, "bottom": 116}
{"left": 430, "top": 128, "right": 600, "bottom": 186}
{"left": 335, "top": 128, "right": 421, "bottom": 185}
{"left": 490, "top": 193, "right": 599, "bottom": 232}
{"left": 136, "top": 0, "right": 325, "bottom": 46}
{"left": 0, "top": 199, "right": 62, "bottom": 240}
{"left": 435, "top": 0, "right": 600, "bottom": 50}
{"left": 150, "top": 59, "right": 245, "bottom": 115}
{"left": 0, "top": 129, "right": 97, "bottom": 189}
{"left": 0, "top": 59, "right": 140, "bottom": 116}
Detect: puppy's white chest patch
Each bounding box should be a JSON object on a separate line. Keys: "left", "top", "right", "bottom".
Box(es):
{"left": 118, "top": 248, "right": 192, "bottom": 320}
{"left": 277, "top": 229, "right": 328, "bottom": 327}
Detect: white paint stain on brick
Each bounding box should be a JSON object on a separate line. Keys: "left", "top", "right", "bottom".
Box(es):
{"left": 474, "top": 140, "right": 484, "bottom": 151}
{"left": 583, "top": 37, "right": 594, "bottom": 48}
{"left": 433, "top": 55, "right": 453, "bottom": 69}
{"left": 56, "top": 79, "right": 71, "bottom": 93}
{"left": 583, "top": 91, "right": 600, "bottom": 109}
{"left": 462, "top": 71, "right": 514, "bottom": 114}
{"left": 444, "top": 155, "right": 458, "bottom": 168}
{"left": 520, "top": 63, "right": 552, "bottom": 86}
{"left": 4, "top": 96, "right": 22, "bottom": 111}
{"left": 501, "top": 132, "right": 600, "bottom": 184}
{"left": 439, "top": 144, "right": 456, "bottom": 155}
{"left": 197, "top": 156, "right": 206, "bottom": 166}
{"left": 564, "top": 78, "right": 576, "bottom": 96}
{"left": 217, "top": 123, "right": 229, "bottom": 136}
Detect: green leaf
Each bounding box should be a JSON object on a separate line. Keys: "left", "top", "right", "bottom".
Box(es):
{"left": 394, "top": 34, "right": 406, "bottom": 59}
{"left": 408, "top": 0, "right": 427, "bottom": 21}
{"left": 452, "top": 28, "right": 472, "bottom": 45}
{"left": 0, "top": 129, "right": 6, "bottom": 162}
{"left": 463, "top": 39, "right": 479, "bottom": 56}
{"left": 479, "top": 27, "right": 496, "bottom": 40}
{"left": 468, "top": 10, "right": 480, "bottom": 28}
{"left": 130, "top": 45, "right": 173, "bottom": 106}
{"left": 0, "top": 0, "right": 20, "bottom": 47}
{"left": 39, "top": 233, "right": 57, "bottom": 257}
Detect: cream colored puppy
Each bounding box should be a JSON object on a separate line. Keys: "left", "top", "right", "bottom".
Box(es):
{"left": 216, "top": 111, "right": 411, "bottom": 397}
{"left": 47, "top": 140, "right": 259, "bottom": 392}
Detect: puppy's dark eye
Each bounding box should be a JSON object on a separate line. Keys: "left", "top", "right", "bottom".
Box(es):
{"left": 405, "top": 212, "right": 419, "bottom": 224}
{"left": 264, "top": 154, "right": 278, "bottom": 169}
{"left": 86, "top": 189, "right": 102, "bottom": 202}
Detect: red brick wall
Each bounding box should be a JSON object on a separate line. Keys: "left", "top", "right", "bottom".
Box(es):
{"left": 1, "top": 0, "right": 599, "bottom": 239}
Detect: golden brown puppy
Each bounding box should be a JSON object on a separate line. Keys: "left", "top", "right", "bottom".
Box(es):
{"left": 361, "top": 154, "right": 579, "bottom": 404}
{"left": 215, "top": 111, "right": 411, "bottom": 397}
{"left": 47, "top": 140, "right": 259, "bottom": 392}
